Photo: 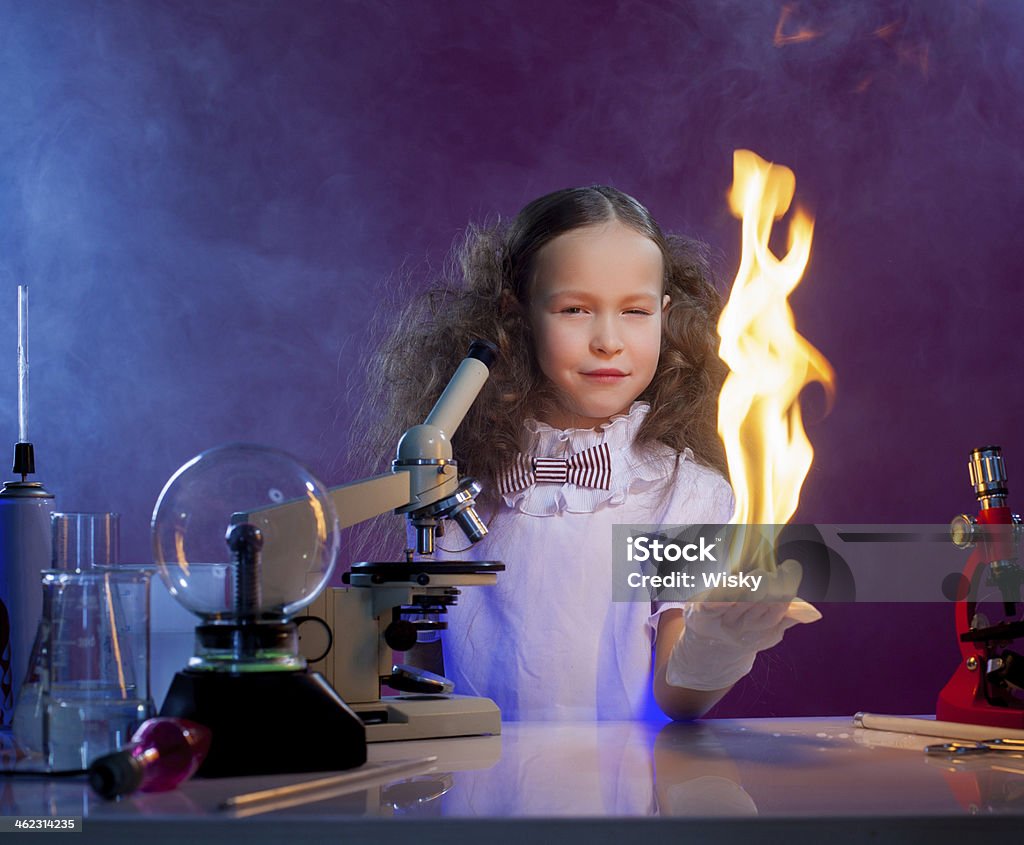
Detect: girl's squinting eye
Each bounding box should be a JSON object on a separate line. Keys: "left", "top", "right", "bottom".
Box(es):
{"left": 559, "top": 306, "right": 585, "bottom": 314}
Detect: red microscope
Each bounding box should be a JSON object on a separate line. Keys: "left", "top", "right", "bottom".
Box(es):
{"left": 937, "top": 446, "right": 1024, "bottom": 729}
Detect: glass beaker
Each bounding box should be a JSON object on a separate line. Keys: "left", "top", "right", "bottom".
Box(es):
{"left": 41, "top": 568, "right": 153, "bottom": 770}
{"left": 51, "top": 511, "right": 120, "bottom": 570}
{"left": 12, "top": 512, "right": 127, "bottom": 757}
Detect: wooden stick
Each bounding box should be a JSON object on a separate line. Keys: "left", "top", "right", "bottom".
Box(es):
{"left": 853, "top": 712, "right": 1024, "bottom": 741}
{"left": 220, "top": 756, "right": 438, "bottom": 816}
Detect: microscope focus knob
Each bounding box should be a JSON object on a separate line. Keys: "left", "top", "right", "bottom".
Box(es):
{"left": 950, "top": 514, "right": 977, "bottom": 549}
{"left": 295, "top": 616, "right": 333, "bottom": 664}
{"left": 384, "top": 619, "right": 418, "bottom": 652}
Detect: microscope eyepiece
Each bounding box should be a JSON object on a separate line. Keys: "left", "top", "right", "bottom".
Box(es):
{"left": 969, "top": 446, "right": 1008, "bottom": 506}
{"left": 466, "top": 339, "right": 498, "bottom": 369}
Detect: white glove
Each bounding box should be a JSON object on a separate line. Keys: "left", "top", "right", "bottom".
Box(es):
{"left": 665, "top": 559, "right": 822, "bottom": 692}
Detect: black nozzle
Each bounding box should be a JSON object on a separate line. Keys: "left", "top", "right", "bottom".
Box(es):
{"left": 88, "top": 750, "right": 144, "bottom": 800}
{"left": 467, "top": 339, "right": 498, "bottom": 369}
{"left": 12, "top": 441, "right": 34, "bottom": 477}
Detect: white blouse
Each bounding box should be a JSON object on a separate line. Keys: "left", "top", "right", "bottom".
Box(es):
{"left": 433, "top": 402, "right": 735, "bottom": 721}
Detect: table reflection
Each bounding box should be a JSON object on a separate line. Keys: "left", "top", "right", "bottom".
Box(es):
{"left": 4, "top": 720, "right": 1024, "bottom": 821}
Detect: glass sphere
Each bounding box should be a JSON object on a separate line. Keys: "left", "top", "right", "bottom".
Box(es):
{"left": 152, "top": 444, "right": 339, "bottom": 623}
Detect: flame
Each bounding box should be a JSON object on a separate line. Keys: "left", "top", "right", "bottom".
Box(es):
{"left": 717, "top": 150, "right": 835, "bottom": 558}
{"left": 773, "top": 3, "right": 821, "bottom": 46}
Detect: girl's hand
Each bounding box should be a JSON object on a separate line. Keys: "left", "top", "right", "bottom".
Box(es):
{"left": 665, "top": 560, "right": 822, "bottom": 692}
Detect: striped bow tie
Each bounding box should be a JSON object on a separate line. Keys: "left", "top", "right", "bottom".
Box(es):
{"left": 498, "top": 442, "right": 612, "bottom": 495}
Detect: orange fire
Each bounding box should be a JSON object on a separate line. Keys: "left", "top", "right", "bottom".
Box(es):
{"left": 773, "top": 3, "right": 821, "bottom": 47}
{"left": 717, "top": 150, "right": 835, "bottom": 560}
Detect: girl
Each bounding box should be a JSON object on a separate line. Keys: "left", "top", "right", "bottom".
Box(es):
{"left": 355, "top": 186, "right": 819, "bottom": 721}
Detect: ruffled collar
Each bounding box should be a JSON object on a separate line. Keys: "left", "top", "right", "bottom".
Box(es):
{"left": 502, "top": 402, "right": 683, "bottom": 516}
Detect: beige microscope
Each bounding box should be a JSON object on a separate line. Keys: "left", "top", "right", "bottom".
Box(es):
{"left": 292, "top": 340, "right": 503, "bottom": 742}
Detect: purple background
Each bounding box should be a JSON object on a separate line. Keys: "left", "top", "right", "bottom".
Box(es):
{"left": 1, "top": 0, "right": 1022, "bottom": 717}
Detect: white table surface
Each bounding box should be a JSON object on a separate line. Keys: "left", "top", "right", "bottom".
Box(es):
{"left": 3, "top": 716, "right": 1022, "bottom": 843}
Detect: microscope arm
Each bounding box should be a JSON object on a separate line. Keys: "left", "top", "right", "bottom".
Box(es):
{"left": 329, "top": 471, "right": 413, "bottom": 529}
{"left": 240, "top": 470, "right": 412, "bottom": 533}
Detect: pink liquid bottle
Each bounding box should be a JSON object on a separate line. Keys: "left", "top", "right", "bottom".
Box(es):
{"left": 87, "top": 718, "right": 212, "bottom": 800}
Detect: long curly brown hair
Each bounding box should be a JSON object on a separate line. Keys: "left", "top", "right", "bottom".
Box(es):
{"left": 345, "top": 186, "right": 728, "bottom": 558}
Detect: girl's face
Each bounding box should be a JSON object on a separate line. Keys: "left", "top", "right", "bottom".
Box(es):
{"left": 529, "top": 220, "right": 668, "bottom": 430}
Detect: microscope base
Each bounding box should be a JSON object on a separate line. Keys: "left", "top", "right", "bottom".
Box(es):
{"left": 351, "top": 694, "right": 501, "bottom": 742}
{"left": 160, "top": 669, "right": 367, "bottom": 777}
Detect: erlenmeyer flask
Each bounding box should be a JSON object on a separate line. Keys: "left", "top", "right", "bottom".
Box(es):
{"left": 42, "top": 567, "right": 153, "bottom": 769}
